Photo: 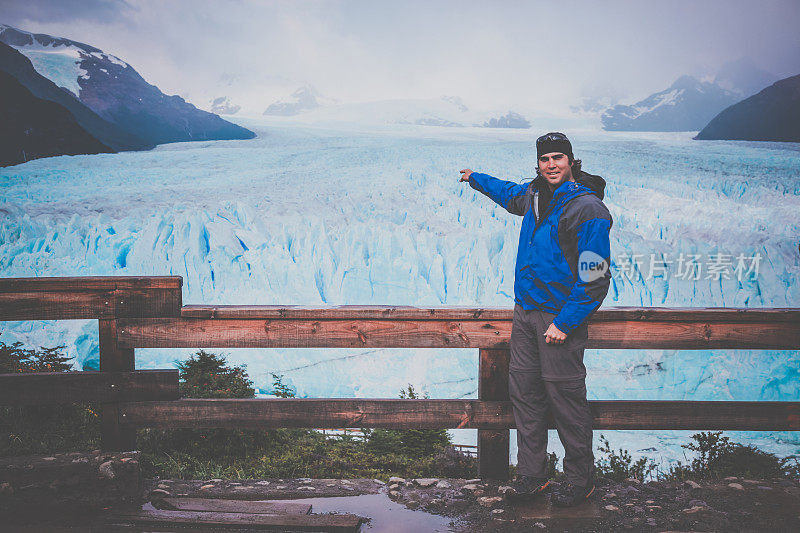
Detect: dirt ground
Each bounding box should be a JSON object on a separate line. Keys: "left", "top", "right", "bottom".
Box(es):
{"left": 2, "top": 475, "right": 799, "bottom": 531}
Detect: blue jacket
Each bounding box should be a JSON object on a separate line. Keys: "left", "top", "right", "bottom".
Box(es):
{"left": 468, "top": 171, "right": 613, "bottom": 335}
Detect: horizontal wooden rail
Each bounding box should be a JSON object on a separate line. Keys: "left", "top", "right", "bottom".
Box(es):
{"left": 0, "top": 370, "right": 179, "bottom": 405}
{"left": 181, "top": 305, "right": 800, "bottom": 323}
{"left": 118, "top": 312, "right": 800, "bottom": 349}
{"left": 118, "top": 399, "right": 800, "bottom": 431}
{"left": 0, "top": 276, "right": 183, "bottom": 320}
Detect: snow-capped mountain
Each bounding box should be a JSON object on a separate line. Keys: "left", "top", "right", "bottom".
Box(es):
{"left": 695, "top": 73, "right": 800, "bottom": 142}
{"left": 483, "top": 111, "right": 531, "bottom": 129}
{"left": 601, "top": 75, "right": 740, "bottom": 131}
{"left": 1, "top": 67, "right": 111, "bottom": 166}
{"left": 0, "top": 24, "right": 254, "bottom": 145}
{"left": 209, "top": 96, "right": 241, "bottom": 115}
{"left": 0, "top": 40, "right": 151, "bottom": 155}
{"left": 263, "top": 86, "right": 327, "bottom": 116}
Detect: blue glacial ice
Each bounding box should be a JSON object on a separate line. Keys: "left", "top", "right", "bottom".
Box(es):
{"left": 1, "top": 119, "right": 798, "bottom": 466}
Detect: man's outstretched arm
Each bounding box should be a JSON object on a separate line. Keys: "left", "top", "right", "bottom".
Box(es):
{"left": 460, "top": 169, "right": 532, "bottom": 216}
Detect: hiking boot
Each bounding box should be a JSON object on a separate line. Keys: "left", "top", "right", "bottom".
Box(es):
{"left": 551, "top": 481, "right": 596, "bottom": 507}
{"left": 505, "top": 475, "right": 550, "bottom": 502}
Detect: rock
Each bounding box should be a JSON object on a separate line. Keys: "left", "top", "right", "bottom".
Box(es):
{"left": 150, "top": 489, "right": 170, "bottom": 497}
{"left": 98, "top": 461, "right": 116, "bottom": 479}
{"left": 533, "top": 523, "right": 546, "bottom": 529}
{"left": 685, "top": 480, "right": 701, "bottom": 489}
{"left": 209, "top": 478, "right": 222, "bottom": 482}
{"left": 647, "top": 505, "right": 662, "bottom": 511}
{"left": 742, "top": 479, "right": 759, "bottom": 484}
{"left": 275, "top": 485, "right": 287, "bottom": 490}
{"left": 297, "top": 486, "right": 316, "bottom": 491}
{"left": 0, "top": 482, "right": 14, "bottom": 495}
{"left": 436, "top": 480, "right": 451, "bottom": 489}
{"left": 388, "top": 477, "right": 406, "bottom": 484}
{"left": 758, "top": 486, "right": 773, "bottom": 490}
{"left": 388, "top": 483, "right": 400, "bottom": 491}
{"left": 327, "top": 483, "right": 336, "bottom": 487}
{"left": 373, "top": 479, "right": 385, "bottom": 485}
{"left": 429, "top": 498, "right": 443, "bottom": 506}
{"left": 157, "top": 484, "right": 170, "bottom": 490}
{"left": 200, "top": 484, "right": 215, "bottom": 490}
{"left": 646, "top": 518, "right": 657, "bottom": 526}
{"left": 688, "top": 499, "right": 707, "bottom": 508}
{"left": 255, "top": 481, "right": 270, "bottom": 485}
{"left": 388, "top": 490, "right": 401, "bottom": 499}
{"left": 728, "top": 483, "right": 744, "bottom": 490}
{"left": 42, "top": 457, "right": 56, "bottom": 462}
{"left": 498, "top": 485, "right": 514, "bottom": 495}
{"left": 406, "top": 500, "right": 420, "bottom": 509}
{"left": 72, "top": 458, "right": 89, "bottom": 464}
{"left": 491, "top": 509, "right": 507, "bottom": 516}
{"left": 298, "top": 478, "right": 312, "bottom": 482}
{"left": 682, "top": 505, "right": 708, "bottom": 515}
{"left": 478, "top": 496, "right": 503, "bottom": 508}
{"left": 414, "top": 478, "right": 439, "bottom": 487}
{"left": 120, "top": 457, "right": 132, "bottom": 463}
{"left": 466, "top": 478, "right": 481, "bottom": 483}
{"left": 724, "top": 476, "right": 738, "bottom": 481}
{"left": 605, "top": 505, "right": 620, "bottom": 512}
{"left": 461, "top": 484, "right": 482, "bottom": 493}
{"left": 603, "top": 491, "right": 617, "bottom": 498}
{"left": 625, "top": 477, "right": 641, "bottom": 484}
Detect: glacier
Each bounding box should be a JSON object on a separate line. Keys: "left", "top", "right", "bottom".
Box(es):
{"left": 1, "top": 118, "right": 798, "bottom": 468}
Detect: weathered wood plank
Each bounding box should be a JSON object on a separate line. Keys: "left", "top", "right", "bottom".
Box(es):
{"left": 0, "top": 288, "right": 182, "bottom": 320}
{"left": 100, "top": 319, "right": 137, "bottom": 452}
{"left": 158, "top": 498, "right": 311, "bottom": 515}
{"left": 104, "top": 509, "right": 362, "bottom": 532}
{"left": 0, "top": 370, "right": 178, "bottom": 405}
{"left": 0, "top": 290, "right": 116, "bottom": 320}
{"left": 0, "top": 276, "right": 182, "bottom": 291}
{"left": 117, "top": 318, "right": 511, "bottom": 349}
{"left": 117, "top": 317, "right": 800, "bottom": 349}
{"left": 478, "top": 348, "right": 510, "bottom": 480}
{"left": 117, "top": 399, "right": 800, "bottom": 431}
{"left": 180, "top": 305, "right": 800, "bottom": 323}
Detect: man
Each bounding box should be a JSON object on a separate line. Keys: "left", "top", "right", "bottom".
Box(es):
{"left": 459, "top": 132, "right": 612, "bottom": 507}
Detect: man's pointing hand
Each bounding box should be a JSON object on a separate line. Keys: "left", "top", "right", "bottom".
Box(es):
{"left": 544, "top": 323, "right": 567, "bottom": 344}
{"left": 459, "top": 169, "right": 473, "bottom": 182}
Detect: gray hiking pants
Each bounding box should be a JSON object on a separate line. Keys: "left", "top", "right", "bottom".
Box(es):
{"left": 509, "top": 303, "right": 595, "bottom": 487}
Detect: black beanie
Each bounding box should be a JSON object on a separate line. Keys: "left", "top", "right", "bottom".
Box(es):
{"left": 536, "top": 132, "right": 574, "bottom": 160}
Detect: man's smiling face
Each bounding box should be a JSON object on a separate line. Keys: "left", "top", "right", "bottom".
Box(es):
{"left": 538, "top": 152, "right": 574, "bottom": 189}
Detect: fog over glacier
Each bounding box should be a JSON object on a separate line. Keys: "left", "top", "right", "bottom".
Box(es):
{"left": 1, "top": 118, "right": 799, "bottom": 465}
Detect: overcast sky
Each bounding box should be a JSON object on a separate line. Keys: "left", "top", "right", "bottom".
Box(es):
{"left": 2, "top": 0, "right": 799, "bottom": 114}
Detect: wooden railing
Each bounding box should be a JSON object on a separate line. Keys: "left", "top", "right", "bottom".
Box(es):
{"left": 2, "top": 276, "right": 799, "bottom": 480}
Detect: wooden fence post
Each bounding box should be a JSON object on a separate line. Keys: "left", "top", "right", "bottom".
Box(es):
{"left": 478, "top": 347, "right": 510, "bottom": 480}
{"left": 99, "top": 319, "right": 136, "bottom": 451}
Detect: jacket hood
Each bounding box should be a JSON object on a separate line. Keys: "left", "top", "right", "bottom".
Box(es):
{"left": 575, "top": 171, "right": 606, "bottom": 200}
{"left": 532, "top": 170, "right": 606, "bottom": 201}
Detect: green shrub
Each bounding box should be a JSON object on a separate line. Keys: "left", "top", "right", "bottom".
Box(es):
{"left": 364, "top": 384, "right": 451, "bottom": 458}
{"left": 0, "top": 338, "right": 99, "bottom": 456}
{"left": 176, "top": 350, "right": 255, "bottom": 398}
{"left": 595, "top": 434, "right": 657, "bottom": 481}
{"left": 0, "top": 336, "right": 72, "bottom": 373}
{"left": 269, "top": 373, "right": 296, "bottom": 398}
{"left": 664, "top": 431, "right": 796, "bottom": 480}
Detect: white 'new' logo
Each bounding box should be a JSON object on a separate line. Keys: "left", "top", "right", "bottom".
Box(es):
{"left": 578, "top": 250, "right": 608, "bottom": 283}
